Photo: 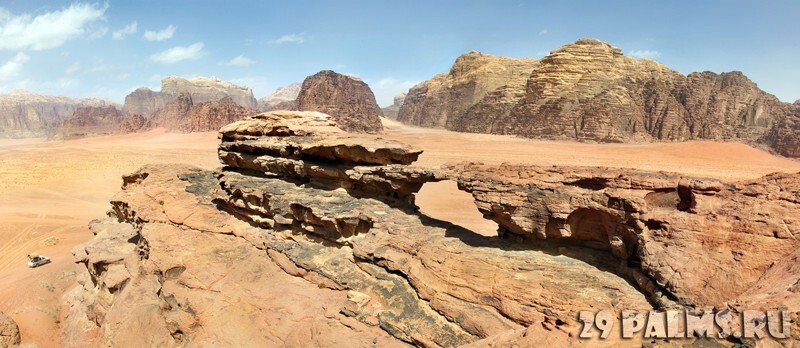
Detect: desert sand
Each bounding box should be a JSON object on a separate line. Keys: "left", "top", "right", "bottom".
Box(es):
{"left": 1, "top": 120, "right": 800, "bottom": 346}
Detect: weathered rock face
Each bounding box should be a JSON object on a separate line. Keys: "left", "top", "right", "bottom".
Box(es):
{"left": 450, "top": 162, "right": 800, "bottom": 307}
{"left": 397, "top": 51, "right": 538, "bottom": 129}
{"left": 257, "top": 83, "right": 301, "bottom": 110}
{"left": 296, "top": 71, "right": 383, "bottom": 133}
{"left": 65, "top": 111, "right": 800, "bottom": 346}
{"left": 50, "top": 105, "right": 124, "bottom": 140}
{"left": 405, "top": 39, "right": 800, "bottom": 158}
{"left": 143, "top": 94, "right": 257, "bottom": 133}
{"left": 763, "top": 108, "right": 800, "bottom": 157}
{"left": 381, "top": 93, "right": 406, "bottom": 119}
{"left": 123, "top": 76, "right": 258, "bottom": 117}
{"left": 0, "top": 90, "right": 116, "bottom": 138}
{"left": 0, "top": 311, "right": 20, "bottom": 348}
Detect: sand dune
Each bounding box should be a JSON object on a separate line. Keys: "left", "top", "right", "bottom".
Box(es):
{"left": 1, "top": 122, "right": 799, "bottom": 346}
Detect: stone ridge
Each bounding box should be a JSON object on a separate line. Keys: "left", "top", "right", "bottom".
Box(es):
{"left": 50, "top": 105, "right": 124, "bottom": 140}
{"left": 296, "top": 70, "right": 384, "bottom": 133}
{"left": 258, "top": 82, "right": 301, "bottom": 110}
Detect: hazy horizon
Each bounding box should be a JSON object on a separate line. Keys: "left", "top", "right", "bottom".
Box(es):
{"left": 1, "top": 0, "right": 799, "bottom": 107}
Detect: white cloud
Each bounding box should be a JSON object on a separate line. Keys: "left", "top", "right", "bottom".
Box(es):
{"left": 0, "top": 52, "right": 30, "bottom": 80}
{"left": 629, "top": 50, "right": 662, "bottom": 59}
{"left": 270, "top": 33, "right": 305, "bottom": 44}
{"left": 149, "top": 42, "right": 205, "bottom": 64}
{"left": 116, "top": 73, "right": 130, "bottom": 80}
{"left": 85, "top": 64, "right": 112, "bottom": 73}
{"left": 144, "top": 25, "right": 176, "bottom": 41}
{"left": 65, "top": 62, "right": 81, "bottom": 74}
{"left": 0, "top": 3, "right": 108, "bottom": 51}
{"left": 538, "top": 29, "right": 548, "bottom": 36}
{"left": 218, "top": 55, "right": 255, "bottom": 67}
{"left": 113, "top": 21, "right": 137, "bottom": 40}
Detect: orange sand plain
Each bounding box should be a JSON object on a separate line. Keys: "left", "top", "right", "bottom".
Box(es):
{"left": 1, "top": 120, "right": 799, "bottom": 346}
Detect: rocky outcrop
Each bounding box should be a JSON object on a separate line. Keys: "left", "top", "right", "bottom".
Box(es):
{"left": 64, "top": 111, "right": 800, "bottom": 346}
{"left": 381, "top": 93, "right": 406, "bottom": 119}
{"left": 296, "top": 71, "right": 383, "bottom": 133}
{"left": 143, "top": 94, "right": 257, "bottom": 133}
{"left": 0, "top": 311, "right": 20, "bottom": 348}
{"left": 50, "top": 105, "right": 124, "bottom": 140}
{"left": 123, "top": 76, "right": 257, "bottom": 117}
{"left": 0, "top": 90, "right": 116, "bottom": 138}
{"left": 397, "top": 51, "right": 537, "bottom": 129}
{"left": 403, "top": 39, "right": 800, "bottom": 158}
{"left": 450, "top": 163, "right": 800, "bottom": 307}
{"left": 258, "top": 83, "right": 301, "bottom": 110}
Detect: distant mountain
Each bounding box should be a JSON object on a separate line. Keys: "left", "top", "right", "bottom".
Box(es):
{"left": 381, "top": 93, "right": 406, "bottom": 119}
{"left": 398, "top": 39, "right": 800, "bottom": 157}
{"left": 0, "top": 90, "right": 117, "bottom": 138}
{"left": 123, "top": 76, "right": 258, "bottom": 117}
{"left": 258, "top": 83, "right": 301, "bottom": 110}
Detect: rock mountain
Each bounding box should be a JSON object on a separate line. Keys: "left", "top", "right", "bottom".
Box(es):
{"left": 399, "top": 39, "right": 800, "bottom": 157}
{"left": 123, "top": 76, "right": 258, "bottom": 117}
{"left": 257, "top": 82, "right": 301, "bottom": 111}
{"left": 296, "top": 70, "right": 383, "bottom": 133}
{"left": 381, "top": 92, "right": 406, "bottom": 119}
{"left": 0, "top": 90, "right": 116, "bottom": 138}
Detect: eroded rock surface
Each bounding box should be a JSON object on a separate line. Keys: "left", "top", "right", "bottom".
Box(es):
{"left": 0, "top": 311, "right": 20, "bottom": 348}
{"left": 65, "top": 110, "right": 800, "bottom": 346}
{"left": 449, "top": 163, "right": 800, "bottom": 308}
{"left": 297, "top": 70, "right": 383, "bottom": 133}
{"left": 397, "top": 51, "right": 537, "bottom": 129}
{"left": 399, "top": 39, "right": 800, "bottom": 158}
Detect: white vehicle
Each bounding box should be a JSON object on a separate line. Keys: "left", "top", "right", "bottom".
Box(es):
{"left": 27, "top": 254, "right": 51, "bottom": 268}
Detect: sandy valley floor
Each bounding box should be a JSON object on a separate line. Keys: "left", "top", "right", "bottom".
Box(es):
{"left": 2, "top": 120, "right": 800, "bottom": 346}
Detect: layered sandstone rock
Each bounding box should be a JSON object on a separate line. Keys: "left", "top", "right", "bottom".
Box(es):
{"left": 0, "top": 311, "right": 20, "bottom": 347}
{"left": 51, "top": 105, "right": 124, "bottom": 140}
{"left": 258, "top": 83, "right": 301, "bottom": 110}
{"left": 141, "top": 94, "right": 257, "bottom": 133}
{"left": 123, "top": 76, "right": 257, "bottom": 117}
{"left": 405, "top": 39, "right": 800, "bottom": 158}
{"left": 65, "top": 111, "right": 800, "bottom": 346}
{"left": 0, "top": 90, "right": 116, "bottom": 138}
{"left": 450, "top": 163, "right": 800, "bottom": 307}
{"left": 296, "top": 71, "right": 383, "bottom": 133}
{"left": 381, "top": 93, "right": 406, "bottom": 119}
{"left": 397, "top": 51, "right": 537, "bottom": 128}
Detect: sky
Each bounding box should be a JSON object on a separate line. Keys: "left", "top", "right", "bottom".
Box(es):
{"left": 0, "top": 0, "right": 798, "bottom": 107}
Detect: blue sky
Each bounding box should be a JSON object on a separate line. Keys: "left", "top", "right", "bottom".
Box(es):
{"left": 0, "top": 0, "right": 798, "bottom": 106}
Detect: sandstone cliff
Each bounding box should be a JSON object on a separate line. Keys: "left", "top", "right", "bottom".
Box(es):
{"left": 381, "top": 93, "right": 406, "bottom": 119}
{"left": 144, "top": 93, "right": 257, "bottom": 133}
{"left": 397, "top": 51, "right": 538, "bottom": 128}
{"left": 64, "top": 111, "right": 800, "bottom": 346}
{"left": 0, "top": 90, "right": 116, "bottom": 138}
{"left": 258, "top": 83, "right": 301, "bottom": 110}
{"left": 50, "top": 105, "right": 124, "bottom": 140}
{"left": 403, "top": 39, "right": 800, "bottom": 158}
{"left": 123, "top": 76, "right": 257, "bottom": 117}
{"left": 296, "top": 70, "right": 383, "bottom": 133}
